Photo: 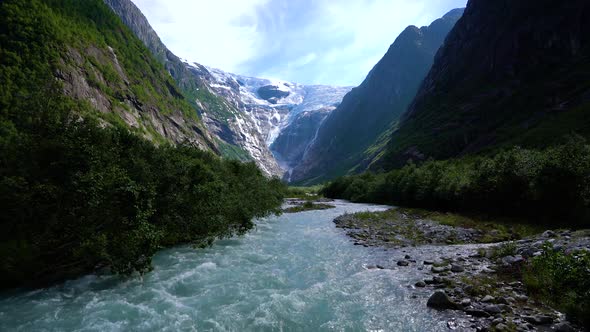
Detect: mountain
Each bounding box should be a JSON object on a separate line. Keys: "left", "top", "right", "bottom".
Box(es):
{"left": 9, "top": 0, "right": 218, "bottom": 150}
{"left": 290, "top": 9, "right": 464, "bottom": 184}
{"left": 104, "top": 0, "right": 351, "bottom": 177}
{"left": 203, "top": 68, "right": 351, "bottom": 177}
{"left": 381, "top": 0, "right": 590, "bottom": 168}
{"left": 271, "top": 107, "right": 334, "bottom": 181}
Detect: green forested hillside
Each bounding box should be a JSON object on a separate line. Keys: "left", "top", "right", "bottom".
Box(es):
{"left": 0, "top": 0, "right": 285, "bottom": 289}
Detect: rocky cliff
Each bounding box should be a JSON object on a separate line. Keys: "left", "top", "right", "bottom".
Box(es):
{"left": 381, "top": 0, "right": 590, "bottom": 168}
{"left": 290, "top": 9, "right": 464, "bottom": 184}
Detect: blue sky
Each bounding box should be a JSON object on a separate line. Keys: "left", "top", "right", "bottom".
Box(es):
{"left": 132, "top": 0, "right": 467, "bottom": 86}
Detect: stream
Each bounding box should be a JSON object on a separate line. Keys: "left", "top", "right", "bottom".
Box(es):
{"left": 0, "top": 200, "right": 473, "bottom": 331}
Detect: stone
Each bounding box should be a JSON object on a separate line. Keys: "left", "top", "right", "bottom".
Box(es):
{"left": 415, "top": 281, "right": 426, "bottom": 288}
{"left": 465, "top": 309, "right": 490, "bottom": 318}
{"left": 460, "top": 298, "right": 471, "bottom": 306}
{"left": 495, "top": 323, "right": 509, "bottom": 331}
{"left": 492, "top": 318, "right": 504, "bottom": 325}
{"left": 451, "top": 264, "right": 465, "bottom": 273}
{"left": 431, "top": 266, "right": 447, "bottom": 273}
{"left": 427, "top": 291, "right": 458, "bottom": 310}
{"left": 376, "top": 265, "right": 385, "bottom": 269}
{"left": 496, "top": 297, "right": 509, "bottom": 304}
{"left": 404, "top": 254, "right": 411, "bottom": 259}
{"left": 424, "top": 260, "right": 434, "bottom": 265}
{"left": 397, "top": 260, "right": 409, "bottom": 266}
{"left": 484, "top": 305, "right": 502, "bottom": 314}
{"left": 542, "top": 230, "right": 557, "bottom": 238}
{"left": 553, "top": 322, "right": 575, "bottom": 332}
{"left": 524, "top": 315, "right": 553, "bottom": 325}
{"left": 481, "top": 295, "right": 495, "bottom": 303}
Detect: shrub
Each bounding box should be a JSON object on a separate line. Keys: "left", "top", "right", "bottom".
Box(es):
{"left": 523, "top": 244, "right": 590, "bottom": 328}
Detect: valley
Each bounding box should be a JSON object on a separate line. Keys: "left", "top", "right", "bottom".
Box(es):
{"left": 1, "top": 0, "right": 589, "bottom": 331}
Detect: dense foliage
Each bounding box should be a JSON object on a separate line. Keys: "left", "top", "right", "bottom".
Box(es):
{"left": 322, "top": 139, "right": 590, "bottom": 226}
{"left": 523, "top": 244, "right": 590, "bottom": 327}
{"left": 0, "top": 0, "right": 285, "bottom": 289}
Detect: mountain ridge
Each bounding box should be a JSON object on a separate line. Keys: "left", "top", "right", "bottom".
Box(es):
{"left": 289, "top": 8, "right": 464, "bottom": 184}
{"left": 380, "top": 0, "right": 590, "bottom": 169}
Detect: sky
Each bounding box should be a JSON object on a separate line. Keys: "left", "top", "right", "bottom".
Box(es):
{"left": 131, "top": 0, "right": 467, "bottom": 86}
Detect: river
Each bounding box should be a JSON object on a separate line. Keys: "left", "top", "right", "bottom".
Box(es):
{"left": 0, "top": 200, "right": 463, "bottom": 331}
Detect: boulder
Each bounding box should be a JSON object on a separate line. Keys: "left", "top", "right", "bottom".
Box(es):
{"left": 427, "top": 291, "right": 458, "bottom": 310}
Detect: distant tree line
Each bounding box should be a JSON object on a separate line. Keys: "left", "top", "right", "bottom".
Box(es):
{"left": 322, "top": 139, "right": 590, "bottom": 227}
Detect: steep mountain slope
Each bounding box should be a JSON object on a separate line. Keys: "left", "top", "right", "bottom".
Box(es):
{"left": 8, "top": 0, "right": 217, "bottom": 150}
{"left": 290, "top": 9, "right": 464, "bottom": 184}
{"left": 270, "top": 107, "right": 334, "bottom": 181}
{"left": 103, "top": 0, "right": 260, "bottom": 165}
{"left": 381, "top": 0, "right": 590, "bottom": 168}
{"left": 104, "top": 0, "right": 351, "bottom": 177}
{"left": 199, "top": 67, "right": 352, "bottom": 176}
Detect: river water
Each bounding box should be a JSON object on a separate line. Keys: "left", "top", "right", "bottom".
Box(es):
{"left": 0, "top": 200, "right": 463, "bottom": 331}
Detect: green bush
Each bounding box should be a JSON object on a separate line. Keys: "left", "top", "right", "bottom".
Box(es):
{"left": 523, "top": 244, "right": 590, "bottom": 328}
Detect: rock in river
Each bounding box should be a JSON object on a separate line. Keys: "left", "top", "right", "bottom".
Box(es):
{"left": 427, "top": 291, "right": 458, "bottom": 310}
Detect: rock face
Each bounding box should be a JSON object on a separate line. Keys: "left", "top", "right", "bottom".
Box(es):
{"left": 290, "top": 9, "right": 464, "bottom": 184}
{"left": 381, "top": 0, "right": 590, "bottom": 168}
{"left": 52, "top": 0, "right": 216, "bottom": 151}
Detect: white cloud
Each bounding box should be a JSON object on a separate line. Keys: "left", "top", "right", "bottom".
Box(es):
{"left": 131, "top": 0, "right": 467, "bottom": 85}
{"left": 132, "top": 0, "right": 269, "bottom": 73}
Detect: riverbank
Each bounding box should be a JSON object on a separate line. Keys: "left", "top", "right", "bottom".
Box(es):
{"left": 334, "top": 208, "right": 590, "bottom": 331}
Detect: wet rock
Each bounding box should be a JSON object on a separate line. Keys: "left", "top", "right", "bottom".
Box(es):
{"left": 495, "top": 323, "right": 509, "bottom": 331}
{"left": 481, "top": 295, "right": 494, "bottom": 303}
{"left": 424, "top": 260, "right": 434, "bottom": 265}
{"left": 397, "top": 260, "right": 409, "bottom": 266}
{"left": 460, "top": 298, "right": 471, "bottom": 307}
{"left": 376, "top": 265, "right": 385, "bottom": 269}
{"left": 465, "top": 309, "right": 491, "bottom": 318}
{"left": 432, "top": 266, "right": 447, "bottom": 273}
{"left": 542, "top": 230, "right": 557, "bottom": 238}
{"left": 553, "top": 322, "right": 575, "bottom": 332}
{"left": 415, "top": 281, "right": 426, "bottom": 288}
{"left": 492, "top": 318, "right": 504, "bottom": 325}
{"left": 404, "top": 254, "right": 411, "bottom": 259}
{"left": 524, "top": 315, "right": 553, "bottom": 325}
{"left": 483, "top": 305, "right": 502, "bottom": 314}
{"left": 447, "top": 320, "right": 458, "bottom": 330}
{"left": 451, "top": 264, "right": 465, "bottom": 273}
{"left": 427, "top": 291, "right": 458, "bottom": 310}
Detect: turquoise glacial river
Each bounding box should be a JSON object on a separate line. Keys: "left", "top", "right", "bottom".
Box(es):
{"left": 0, "top": 200, "right": 460, "bottom": 331}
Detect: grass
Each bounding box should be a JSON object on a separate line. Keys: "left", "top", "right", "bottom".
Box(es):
{"left": 286, "top": 186, "right": 324, "bottom": 200}
{"left": 397, "top": 208, "right": 543, "bottom": 243}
